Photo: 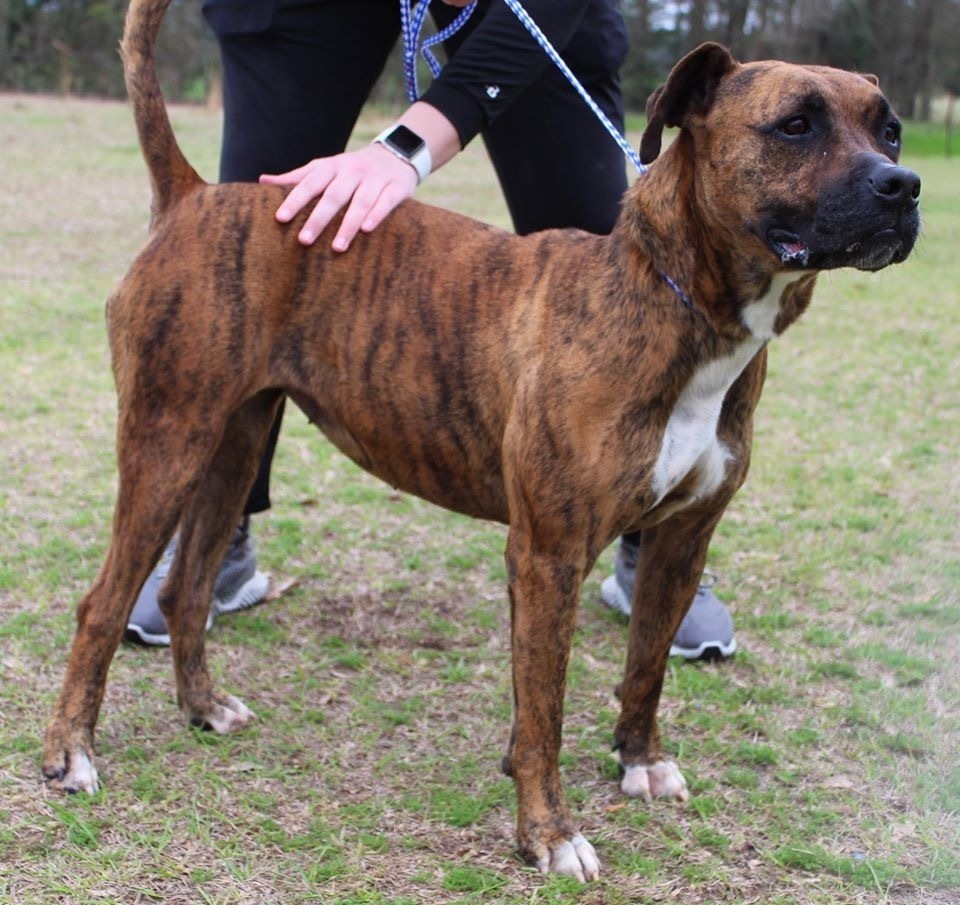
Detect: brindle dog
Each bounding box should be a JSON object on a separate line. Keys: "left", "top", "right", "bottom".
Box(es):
{"left": 42, "top": 0, "right": 920, "bottom": 881}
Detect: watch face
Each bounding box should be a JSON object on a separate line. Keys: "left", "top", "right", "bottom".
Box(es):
{"left": 386, "top": 125, "right": 426, "bottom": 158}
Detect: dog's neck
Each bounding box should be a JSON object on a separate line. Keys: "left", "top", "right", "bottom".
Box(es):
{"left": 617, "top": 134, "right": 817, "bottom": 341}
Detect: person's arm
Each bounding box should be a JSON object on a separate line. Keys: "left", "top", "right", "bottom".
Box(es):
{"left": 262, "top": 0, "right": 590, "bottom": 251}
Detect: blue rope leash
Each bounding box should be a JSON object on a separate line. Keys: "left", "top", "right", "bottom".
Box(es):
{"left": 399, "top": 0, "right": 692, "bottom": 307}
{"left": 400, "top": 0, "right": 644, "bottom": 175}
{"left": 499, "top": 0, "right": 646, "bottom": 175}
{"left": 401, "top": 1, "right": 478, "bottom": 102}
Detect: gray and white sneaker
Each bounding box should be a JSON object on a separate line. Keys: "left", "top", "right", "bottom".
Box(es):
{"left": 600, "top": 538, "right": 737, "bottom": 660}
{"left": 211, "top": 518, "right": 270, "bottom": 615}
{"left": 124, "top": 517, "right": 269, "bottom": 646}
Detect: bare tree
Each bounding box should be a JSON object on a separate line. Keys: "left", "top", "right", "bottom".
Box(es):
{"left": 0, "top": 0, "right": 9, "bottom": 85}
{"left": 686, "top": 0, "right": 710, "bottom": 48}
{"left": 719, "top": 0, "right": 751, "bottom": 56}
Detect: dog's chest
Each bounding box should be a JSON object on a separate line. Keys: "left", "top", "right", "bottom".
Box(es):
{"left": 650, "top": 337, "right": 764, "bottom": 507}
{"left": 740, "top": 272, "right": 800, "bottom": 341}
{"left": 647, "top": 273, "right": 801, "bottom": 510}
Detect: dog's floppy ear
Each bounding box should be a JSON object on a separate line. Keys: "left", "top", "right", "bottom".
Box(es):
{"left": 639, "top": 42, "right": 737, "bottom": 164}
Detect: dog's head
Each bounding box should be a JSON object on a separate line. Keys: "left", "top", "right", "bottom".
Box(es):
{"left": 640, "top": 43, "right": 920, "bottom": 273}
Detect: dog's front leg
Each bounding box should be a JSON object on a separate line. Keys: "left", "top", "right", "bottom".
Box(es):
{"left": 612, "top": 511, "right": 726, "bottom": 802}
{"left": 503, "top": 528, "right": 600, "bottom": 882}
{"left": 612, "top": 353, "right": 763, "bottom": 801}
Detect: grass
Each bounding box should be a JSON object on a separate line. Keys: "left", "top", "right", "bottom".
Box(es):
{"left": 1, "top": 91, "right": 958, "bottom": 904}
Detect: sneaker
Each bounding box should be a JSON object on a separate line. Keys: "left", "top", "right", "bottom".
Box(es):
{"left": 124, "top": 518, "right": 269, "bottom": 646}
{"left": 667, "top": 584, "right": 737, "bottom": 660}
{"left": 600, "top": 539, "right": 737, "bottom": 660}
{"left": 211, "top": 517, "right": 270, "bottom": 615}
{"left": 598, "top": 538, "right": 640, "bottom": 617}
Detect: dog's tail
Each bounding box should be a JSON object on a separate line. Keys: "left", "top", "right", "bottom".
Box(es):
{"left": 120, "top": 0, "right": 203, "bottom": 224}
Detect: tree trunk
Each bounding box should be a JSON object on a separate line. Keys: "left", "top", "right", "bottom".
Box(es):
{"left": 722, "top": 0, "right": 751, "bottom": 56}
{"left": 946, "top": 93, "right": 955, "bottom": 157}
{"left": 0, "top": 0, "right": 9, "bottom": 86}
{"left": 911, "top": 0, "right": 937, "bottom": 120}
{"left": 688, "top": 0, "right": 708, "bottom": 48}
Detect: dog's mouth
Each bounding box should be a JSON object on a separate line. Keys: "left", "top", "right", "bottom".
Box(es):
{"left": 767, "top": 229, "right": 810, "bottom": 266}
{"left": 767, "top": 223, "right": 917, "bottom": 272}
{"left": 836, "top": 227, "right": 910, "bottom": 271}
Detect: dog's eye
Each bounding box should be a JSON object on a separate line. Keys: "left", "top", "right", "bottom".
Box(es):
{"left": 778, "top": 116, "right": 811, "bottom": 137}
{"left": 883, "top": 121, "right": 902, "bottom": 147}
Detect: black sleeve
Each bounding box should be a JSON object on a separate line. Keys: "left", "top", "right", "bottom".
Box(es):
{"left": 420, "top": 0, "right": 592, "bottom": 147}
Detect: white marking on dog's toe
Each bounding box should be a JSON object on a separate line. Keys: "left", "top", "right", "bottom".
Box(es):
{"left": 536, "top": 849, "right": 551, "bottom": 875}
{"left": 64, "top": 750, "right": 99, "bottom": 794}
{"left": 547, "top": 834, "right": 600, "bottom": 882}
{"left": 618, "top": 757, "right": 688, "bottom": 803}
{"left": 648, "top": 759, "right": 689, "bottom": 801}
{"left": 621, "top": 762, "right": 653, "bottom": 800}
{"left": 224, "top": 695, "right": 253, "bottom": 722}
{"left": 205, "top": 695, "right": 254, "bottom": 733}
{"left": 572, "top": 834, "right": 601, "bottom": 881}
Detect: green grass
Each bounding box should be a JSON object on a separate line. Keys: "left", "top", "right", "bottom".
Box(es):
{"left": 901, "top": 119, "right": 960, "bottom": 157}
{"left": 1, "top": 93, "right": 958, "bottom": 904}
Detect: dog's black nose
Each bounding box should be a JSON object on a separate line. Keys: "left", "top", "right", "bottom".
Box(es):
{"left": 871, "top": 163, "right": 921, "bottom": 210}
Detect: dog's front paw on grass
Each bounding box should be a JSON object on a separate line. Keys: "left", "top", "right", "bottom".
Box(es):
{"left": 545, "top": 833, "right": 601, "bottom": 882}
{"left": 42, "top": 743, "right": 99, "bottom": 794}
{"left": 186, "top": 693, "right": 254, "bottom": 733}
{"left": 523, "top": 832, "right": 601, "bottom": 882}
{"left": 617, "top": 756, "right": 689, "bottom": 803}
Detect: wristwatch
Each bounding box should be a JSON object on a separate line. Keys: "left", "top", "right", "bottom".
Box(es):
{"left": 373, "top": 124, "right": 432, "bottom": 184}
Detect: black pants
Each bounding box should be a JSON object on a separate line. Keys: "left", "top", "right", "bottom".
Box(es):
{"left": 208, "top": 0, "right": 630, "bottom": 514}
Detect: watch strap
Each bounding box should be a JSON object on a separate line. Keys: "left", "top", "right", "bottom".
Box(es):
{"left": 373, "top": 125, "right": 432, "bottom": 184}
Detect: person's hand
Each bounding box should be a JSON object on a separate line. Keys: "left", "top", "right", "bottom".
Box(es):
{"left": 262, "top": 102, "right": 461, "bottom": 252}
{"left": 260, "top": 143, "right": 419, "bottom": 251}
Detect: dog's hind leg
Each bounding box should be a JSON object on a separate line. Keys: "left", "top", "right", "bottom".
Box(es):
{"left": 160, "top": 390, "right": 282, "bottom": 733}
{"left": 41, "top": 401, "right": 231, "bottom": 793}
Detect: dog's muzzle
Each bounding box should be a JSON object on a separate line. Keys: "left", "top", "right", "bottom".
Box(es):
{"left": 767, "top": 155, "right": 921, "bottom": 272}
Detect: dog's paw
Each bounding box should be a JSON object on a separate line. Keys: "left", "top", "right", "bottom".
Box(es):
{"left": 188, "top": 694, "right": 254, "bottom": 734}
{"left": 616, "top": 755, "right": 689, "bottom": 803}
{"left": 535, "top": 834, "right": 601, "bottom": 882}
{"left": 42, "top": 747, "right": 99, "bottom": 795}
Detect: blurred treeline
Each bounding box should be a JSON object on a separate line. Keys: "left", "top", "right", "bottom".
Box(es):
{"left": 1, "top": 0, "right": 958, "bottom": 120}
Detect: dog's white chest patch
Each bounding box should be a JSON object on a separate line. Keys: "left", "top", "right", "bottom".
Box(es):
{"left": 651, "top": 338, "right": 764, "bottom": 506}
{"left": 740, "top": 272, "right": 801, "bottom": 340}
